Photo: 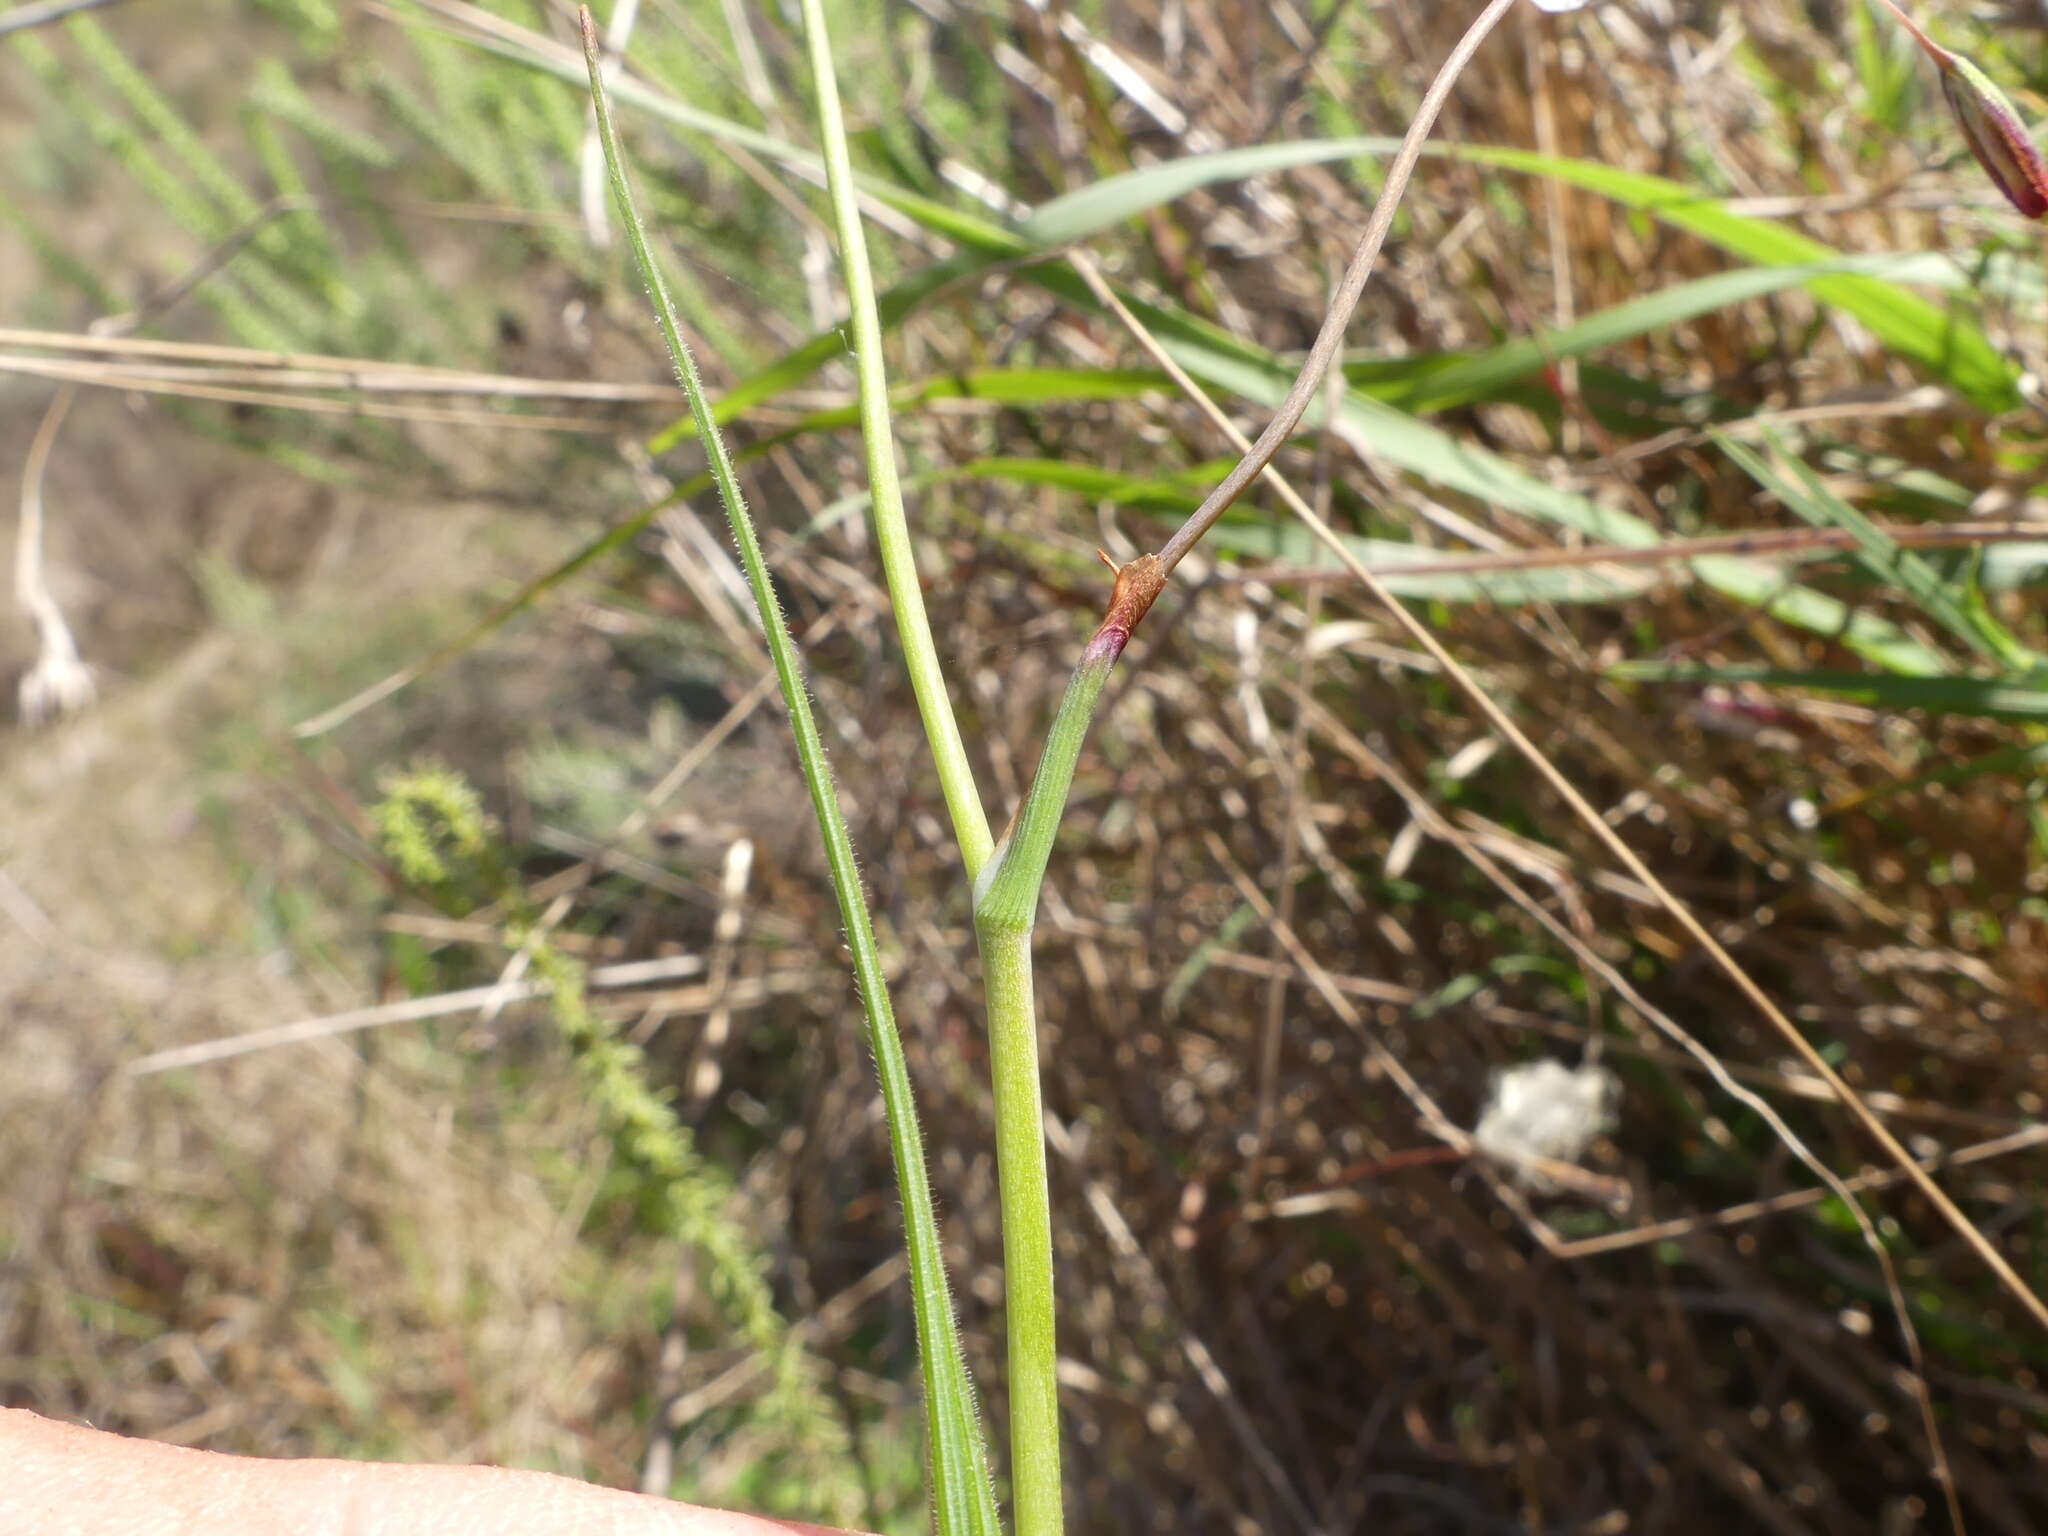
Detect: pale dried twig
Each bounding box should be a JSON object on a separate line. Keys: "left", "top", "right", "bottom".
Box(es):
{"left": 125, "top": 954, "right": 711, "bottom": 1076}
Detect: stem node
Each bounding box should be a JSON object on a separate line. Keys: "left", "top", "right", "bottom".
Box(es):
{"left": 1087, "top": 552, "right": 1166, "bottom": 664}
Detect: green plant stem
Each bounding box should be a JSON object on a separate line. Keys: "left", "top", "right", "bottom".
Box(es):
{"left": 971, "top": 561, "right": 1164, "bottom": 1536}
{"left": 974, "top": 627, "right": 1130, "bottom": 930}
{"left": 970, "top": 656, "right": 1114, "bottom": 1536}
{"left": 970, "top": 642, "right": 1127, "bottom": 1536}
{"left": 795, "top": 0, "right": 993, "bottom": 879}
{"left": 973, "top": 919, "right": 1058, "bottom": 1535}
{"left": 580, "top": 16, "right": 998, "bottom": 1534}
{"left": 960, "top": 7, "right": 1521, "bottom": 1515}
{"left": 964, "top": 599, "right": 1137, "bottom": 1536}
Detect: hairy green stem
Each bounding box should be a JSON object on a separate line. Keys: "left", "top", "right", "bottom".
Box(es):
{"left": 580, "top": 16, "right": 998, "bottom": 1534}
{"left": 790, "top": 3, "right": 1078, "bottom": 1524}
{"left": 795, "top": 0, "right": 993, "bottom": 878}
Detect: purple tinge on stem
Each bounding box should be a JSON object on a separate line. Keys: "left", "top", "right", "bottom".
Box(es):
{"left": 1084, "top": 552, "right": 1167, "bottom": 665}
{"left": 1082, "top": 626, "right": 1130, "bottom": 667}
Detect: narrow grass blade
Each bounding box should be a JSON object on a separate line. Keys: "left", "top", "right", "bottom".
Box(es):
{"left": 618, "top": 196, "right": 1961, "bottom": 670}
{"left": 1023, "top": 137, "right": 2019, "bottom": 410}
{"left": 960, "top": 458, "right": 1647, "bottom": 602}
{"left": 1717, "top": 431, "right": 2037, "bottom": 670}
{"left": 1200, "top": 522, "right": 1650, "bottom": 603}
{"left": 435, "top": 8, "right": 2004, "bottom": 425}
{"left": 1608, "top": 661, "right": 2048, "bottom": 719}
{"left": 648, "top": 253, "right": 995, "bottom": 452}
{"left": 660, "top": 249, "right": 1958, "bottom": 449}
{"left": 436, "top": 25, "right": 2020, "bottom": 415}
{"left": 963, "top": 455, "right": 1225, "bottom": 507}
{"left": 1407, "top": 253, "right": 1967, "bottom": 413}
{"left": 416, "top": 0, "right": 1027, "bottom": 255}
{"left": 1829, "top": 737, "right": 2048, "bottom": 814}
{"left": 654, "top": 358, "right": 1171, "bottom": 457}
{"left": 1453, "top": 144, "right": 2018, "bottom": 410}
{"left": 580, "top": 18, "right": 999, "bottom": 1535}
{"left": 652, "top": 246, "right": 1952, "bottom": 670}
{"left": 1020, "top": 268, "right": 1955, "bottom": 674}
{"left": 1161, "top": 901, "right": 1261, "bottom": 1019}
{"left": 1018, "top": 137, "right": 1393, "bottom": 244}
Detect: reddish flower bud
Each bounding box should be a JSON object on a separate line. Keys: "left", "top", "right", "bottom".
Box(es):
{"left": 1875, "top": 0, "right": 2048, "bottom": 219}
{"left": 1942, "top": 52, "right": 2048, "bottom": 217}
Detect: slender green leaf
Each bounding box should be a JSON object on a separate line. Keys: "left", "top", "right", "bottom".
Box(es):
{"left": 1448, "top": 144, "right": 2020, "bottom": 411}
{"left": 1609, "top": 662, "right": 2048, "bottom": 718}
{"left": 1161, "top": 902, "right": 1262, "bottom": 1018}
{"left": 1015, "top": 137, "right": 2020, "bottom": 410}
{"left": 1839, "top": 738, "right": 2048, "bottom": 811}
{"left": 581, "top": 26, "right": 999, "bottom": 1536}
{"left": 484, "top": 33, "right": 1977, "bottom": 668}
{"left": 656, "top": 363, "right": 1174, "bottom": 454}
{"left": 648, "top": 253, "right": 995, "bottom": 451}
{"left": 963, "top": 454, "right": 1226, "bottom": 505}
{"left": 1718, "top": 432, "right": 2034, "bottom": 670}
{"left": 1014, "top": 265, "right": 1957, "bottom": 673}
{"left": 1409, "top": 253, "right": 1970, "bottom": 412}
{"left": 1019, "top": 137, "right": 1395, "bottom": 244}
{"left": 459, "top": 20, "right": 2018, "bottom": 428}
{"left": 427, "top": 5, "right": 1029, "bottom": 255}
{"left": 1201, "top": 522, "right": 1651, "bottom": 603}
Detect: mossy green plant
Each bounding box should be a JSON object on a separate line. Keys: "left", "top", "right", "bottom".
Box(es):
{"left": 369, "top": 765, "right": 844, "bottom": 1484}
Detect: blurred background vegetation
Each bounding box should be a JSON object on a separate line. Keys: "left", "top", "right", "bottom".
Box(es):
{"left": 4, "top": 0, "right": 2048, "bottom": 1531}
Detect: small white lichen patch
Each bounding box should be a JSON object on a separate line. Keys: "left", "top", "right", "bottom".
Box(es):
{"left": 1473, "top": 1059, "right": 1618, "bottom": 1189}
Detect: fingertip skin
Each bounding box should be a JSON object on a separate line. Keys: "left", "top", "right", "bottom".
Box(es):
{"left": 0, "top": 1408, "right": 862, "bottom": 1536}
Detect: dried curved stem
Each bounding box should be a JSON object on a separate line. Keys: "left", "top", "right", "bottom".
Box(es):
{"left": 1155, "top": 0, "right": 1520, "bottom": 575}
